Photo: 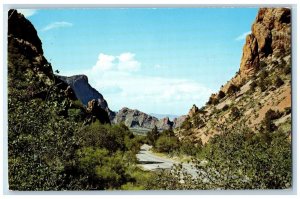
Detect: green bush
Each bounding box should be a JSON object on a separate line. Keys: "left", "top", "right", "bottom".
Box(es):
{"left": 227, "top": 84, "right": 240, "bottom": 96}
{"left": 259, "top": 60, "right": 267, "bottom": 69}
{"left": 181, "top": 119, "right": 192, "bottom": 130}
{"left": 149, "top": 125, "right": 292, "bottom": 190}
{"left": 259, "top": 69, "right": 268, "bottom": 79}
{"left": 217, "top": 90, "right": 226, "bottom": 100}
{"left": 230, "top": 107, "right": 240, "bottom": 119}
{"left": 274, "top": 77, "right": 284, "bottom": 87}
{"left": 146, "top": 126, "right": 160, "bottom": 146}
{"left": 155, "top": 136, "right": 179, "bottom": 153}
{"left": 284, "top": 65, "right": 291, "bottom": 74}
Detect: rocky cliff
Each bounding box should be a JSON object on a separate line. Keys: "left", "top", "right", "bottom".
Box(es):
{"left": 177, "top": 8, "right": 291, "bottom": 144}
{"left": 8, "top": 9, "right": 110, "bottom": 125}
{"left": 57, "top": 75, "right": 116, "bottom": 120}
{"left": 222, "top": 8, "right": 291, "bottom": 93}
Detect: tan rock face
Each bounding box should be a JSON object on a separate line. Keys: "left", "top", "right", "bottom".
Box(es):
{"left": 188, "top": 104, "right": 199, "bottom": 118}
{"left": 222, "top": 8, "right": 291, "bottom": 93}
{"left": 239, "top": 33, "right": 259, "bottom": 78}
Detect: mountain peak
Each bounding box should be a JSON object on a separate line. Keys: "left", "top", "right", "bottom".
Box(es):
{"left": 57, "top": 74, "right": 116, "bottom": 120}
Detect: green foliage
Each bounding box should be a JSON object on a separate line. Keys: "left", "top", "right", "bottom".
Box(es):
{"left": 179, "top": 139, "right": 202, "bottom": 156}
{"left": 259, "top": 60, "right": 267, "bottom": 69}
{"left": 222, "top": 104, "right": 229, "bottom": 111}
{"left": 75, "top": 147, "right": 132, "bottom": 189}
{"left": 148, "top": 125, "right": 292, "bottom": 190}
{"left": 76, "top": 121, "right": 136, "bottom": 152}
{"left": 146, "top": 126, "right": 160, "bottom": 146}
{"left": 258, "top": 78, "right": 268, "bottom": 92}
{"left": 249, "top": 80, "right": 258, "bottom": 92}
{"left": 284, "top": 65, "right": 291, "bottom": 74}
{"left": 155, "top": 136, "right": 179, "bottom": 153}
{"left": 274, "top": 76, "right": 284, "bottom": 87}
{"left": 217, "top": 90, "right": 226, "bottom": 100}
{"left": 263, "top": 109, "right": 282, "bottom": 132}
{"left": 207, "top": 95, "right": 219, "bottom": 105}
{"left": 230, "top": 107, "right": 240, "bottom": 119}
{"left": 181, "top": 119, "right": 192, "bottom": 130}
{"left": 227, "top": 84, "right": 240, "bottom": 96}
{"left": 259, "top": 69, "right": 268, "bottom": 79}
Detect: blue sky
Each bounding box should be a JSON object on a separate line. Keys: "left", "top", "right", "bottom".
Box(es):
{"left": 18, "top": 8, "right": 259, "bottom": 115}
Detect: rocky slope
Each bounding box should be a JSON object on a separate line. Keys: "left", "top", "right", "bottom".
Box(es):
{"left": 57, "top": 75, "right": 116, "bottom": 120}
{"left": 177, "top": 8, "right": 291, "bottom": 144}
{"left": 113, "top": 107, "right": 178, "bottom": 131}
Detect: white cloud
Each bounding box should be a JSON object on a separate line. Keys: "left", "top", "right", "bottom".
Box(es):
{"left": 91, "top": 52, "right": 141, "bottom": 72}
{"left": 41, "top": 21, "right": 73, "bottom": 32}
{"left": 17, "top": 9, "right": 37, "bottom": 17}
{"left": 235, "top": 31, "right": 251, "bottom": 41}
{"left": 92, "top": 53, "right": 116, "bottom": 72}
{"left": 117, "top": 52, "right": 141, "bottom": 72}
{"left": 81, "top": 52, "right": 212, "bottom": 115}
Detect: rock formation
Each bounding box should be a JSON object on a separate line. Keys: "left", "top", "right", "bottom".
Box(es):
{"left": 113, "top": 107, "right": 184, "bottom": 131}
{"left": 113, "top": 107, "right": 158, "bottom": 129}
{"left": 57, "top": 75, "right": 116, "bottom": 120}
{"left": 179, "top": 8, "right": 291, "bottom": 144}
{"left": 222, "top": 8, "right": 291, "bottom": 93}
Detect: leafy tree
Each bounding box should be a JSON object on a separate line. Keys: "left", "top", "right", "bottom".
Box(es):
{"left": 146, "top": 126, "right": 160, "bottom": 146}
{"left": 148, "top": 125, "right": 291, "bottom": 190}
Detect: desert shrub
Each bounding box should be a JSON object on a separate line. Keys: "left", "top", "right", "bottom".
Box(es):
{"left": 279, "top": 58, "right": 287, "bottom": 68}
{"left": 146, "top": 126, "right": 160, "bottom": 146}
{"left": 179, "top": 139, "right": 202, "bottom": 156}
{"left": 259, "top": 69, "right": 268, "bottom": 79}
{"left": 258, "top": 78, "right": 268, "bottom": 92}
{"left": 217, "top": 90, "right": 226, "bottom": 100}
{"left": 181, "top": 119, "right": 192, "bottom": 130}
{"left": 259, "top": 60, "right": 267, "bottom": 69}
{"left": 222, "top": 104, "right": 229, "bottom": 111}
{"left": 284, "top": 65, "right": 291, "bottom": 74}
{"left": 284, "top": 107, "right": 291, "bottom": 115}
{"left": 75, "top": 147, "right": 132, "bottom": 189}
{"left": 274, "top": 76, "right": 284, "bottom": 87}
{"left": 263, "top": 109, "right": 282, "bottom": 132}
{"left": 249, "top": 80, "right": 258, "bottom": 92}
{"left": 227, "top": 84, "right": 240, "bottom": 96}
{"left": 193, "top": 116, "right": 204, "bottom": 128}
{"left": 207, "top": 95, "right": 219, "bottom": 105}
{"left": 155, "top": 135, "right": 179, "bottom": 153}
{"left": 230, "top": 107, "right": 240, "bottom": 119}
{"left": 149, "top": 125, "right": 291, "bottom": 190}
{"left": 272, "top": 60, "right": 279, "bottom": 66}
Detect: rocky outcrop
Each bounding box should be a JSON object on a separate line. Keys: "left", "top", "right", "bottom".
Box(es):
{"left": 188, "top": 104, "right": 199, "bottom": 117}
{"left": 113, "top": 107, "right": 183, "bottom": 130}
{"left": 8, "top": 9, "right": 53, "bottom": 85}
{"left": 156, "top": 117, "right": 174, "bottom": 131}
{"left": 173, "top": 115, "right": 188, "bottom": 129}
{"left": 57, "top": 75, "right": 116, "bottom": 120}
{"left": 8, "top": 9, "right": 43, "bottom": 54}
{"left": 113, "top": 107, "right": 158, "bottom": 129}
{"left": 85, "top": 99, "right": 110, "bottom": 124}
{"left": 222, "top": 8, "right": 291, "bottom": 93}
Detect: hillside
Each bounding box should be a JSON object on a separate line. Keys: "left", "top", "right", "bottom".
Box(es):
{"left": 8, "top": 9, "right": 138, "bottom": 190}
{"left": 177, "top": 8, "right": 291, "bottom": 144}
